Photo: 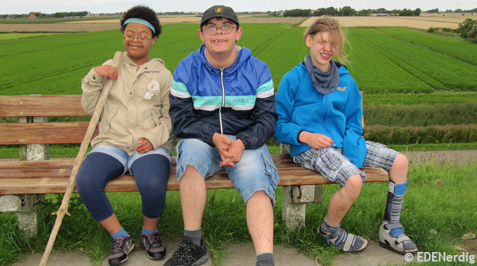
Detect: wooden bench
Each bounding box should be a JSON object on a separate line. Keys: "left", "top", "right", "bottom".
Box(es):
{"left": 0, "top": 94, "right": 388, "bottom": 237}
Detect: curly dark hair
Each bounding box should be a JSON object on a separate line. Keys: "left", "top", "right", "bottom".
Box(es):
{"left": 120, "top": 5, "right": 161, "bottom": 37}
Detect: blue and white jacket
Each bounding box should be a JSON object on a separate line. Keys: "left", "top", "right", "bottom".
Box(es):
{"left": 274, "top": 62, "right": 367, "bottom": 168}
{"left": 170, "top": 44, "right": 277, "bottom": 149}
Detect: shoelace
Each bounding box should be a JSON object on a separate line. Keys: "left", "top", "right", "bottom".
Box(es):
{"left": 146, "top": 233, "right": 161, "bottom": 247}
{"left": 170, "top": 241, "right": 195, "bottom": 261}
{"left": 111, "top": 237, "right": 126, "bottom": 253}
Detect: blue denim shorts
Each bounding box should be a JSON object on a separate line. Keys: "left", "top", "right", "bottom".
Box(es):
{"left": 293, "top": 141, "right": 398, "bottom": 187}
{"left": 89, "top": 145, "right": 171, "bottom": 175}
{"left": 175, "top": 137, "right": 279, "bottom": 206}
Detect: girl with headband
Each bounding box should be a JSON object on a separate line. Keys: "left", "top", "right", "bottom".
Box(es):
{"left": 77, "top": 5, "right": 173, "bottom": 265}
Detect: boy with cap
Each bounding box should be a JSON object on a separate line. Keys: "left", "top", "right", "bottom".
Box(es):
{"left": 165, "top": 5, "right": 278, "bottom": 266}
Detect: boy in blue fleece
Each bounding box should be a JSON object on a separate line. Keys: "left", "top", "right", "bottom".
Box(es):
{"left": 166, "top": 5, "right": 278, "bottom": 266}
{"left": 274, "top": 16, "right": 418, "bottom": 255}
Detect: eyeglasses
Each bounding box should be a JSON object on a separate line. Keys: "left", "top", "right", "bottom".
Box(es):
{"left": 203, "top": 24, "right": 236, "bottom": 34}
{"left": 123, "top": 33, "right": 153, "bottom": 43}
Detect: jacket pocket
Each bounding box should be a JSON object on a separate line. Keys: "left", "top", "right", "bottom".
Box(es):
{"left": 261, "top": 151, "right": 279, "bottom": 187}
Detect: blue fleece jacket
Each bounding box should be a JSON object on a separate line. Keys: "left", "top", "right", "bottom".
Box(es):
{"left": 170, "top": 44, "right": 277, "bottom": 149}
{"left": 274, "top": 62, "right": 367, "bottom": 168}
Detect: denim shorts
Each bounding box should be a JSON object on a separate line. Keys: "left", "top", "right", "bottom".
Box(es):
{"left": 89, "top": 144, "right": 171, "bottom": 175}
{"left": 293, "top": 141, "right": 397, "bottom": 187}
{"left": 175, "top": 137, "right": 279, "bottom": 206}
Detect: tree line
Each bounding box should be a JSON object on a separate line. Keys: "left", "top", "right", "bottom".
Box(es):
{"left": 270, "top": 7, "right": 477, "bottom": 17}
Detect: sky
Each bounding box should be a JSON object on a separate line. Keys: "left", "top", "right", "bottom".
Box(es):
{"left": 1, "top": 0, "right": 475, "bottom": 14}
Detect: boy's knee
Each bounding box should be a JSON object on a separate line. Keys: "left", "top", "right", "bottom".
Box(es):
{"left": 184, "top": 165, "right": 201, "bottom": 177}
{"left": 179, "top": 165, "right": 204, "bottom": 183}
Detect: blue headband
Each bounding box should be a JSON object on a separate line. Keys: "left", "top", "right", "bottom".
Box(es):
{"left": 123, "top": 18, "right": 156, "bottom": 34}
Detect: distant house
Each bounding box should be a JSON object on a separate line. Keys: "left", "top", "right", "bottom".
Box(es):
{"left": 28, "top": 12, "right": 40, "bottom": 19}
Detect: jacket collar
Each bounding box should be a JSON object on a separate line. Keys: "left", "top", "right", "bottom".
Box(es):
{"left": 122, "top": 51, "right": 165, "bottom": 71}
{"left": 198, "top": 44, "right": 251, "bottom": 73}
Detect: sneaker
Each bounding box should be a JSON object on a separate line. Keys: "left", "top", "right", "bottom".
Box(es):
{"left": 319, "top": 224, "right": 368, "bottom": 252}
{"left": 108, "top": 236, "right": 134, "bottom": 266}
{"left": 142, "top": 231, "right": 166, "bottom": 260}
{"left": 164, "top": 238, "right": 208, "bottom": 266}
{"left": 379, "top": 221, "right": 418, "bottom": 255}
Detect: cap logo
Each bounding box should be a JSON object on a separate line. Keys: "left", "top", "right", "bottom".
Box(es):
{"left": 215, "top": 7, "right": 223, "bottom": 13}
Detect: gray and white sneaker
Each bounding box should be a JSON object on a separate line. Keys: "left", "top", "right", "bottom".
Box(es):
{"left": 379, "top": 220, "right": 418, "bottom": 255}
{"left": 142, "top": 231, "right": 166, "bottom": 260}
{"left": 108, "top": 236, "right": 134, "bottom": 266}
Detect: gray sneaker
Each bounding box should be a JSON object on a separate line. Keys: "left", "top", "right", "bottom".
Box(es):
{"left": 108, "top": 236, "right": 134, "bottom": 266}
{"left": 142, "top": 231, "right": 166, "bottom": 260}
{"left": 319, "top": 224, "right": 368, "bottom": 253}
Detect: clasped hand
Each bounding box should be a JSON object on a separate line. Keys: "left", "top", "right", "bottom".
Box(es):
{"left": 212, "top": 133, "right": 245, "bottom": 167}
{"left": 136, "top": 138, "right": 153, "bottom": 154}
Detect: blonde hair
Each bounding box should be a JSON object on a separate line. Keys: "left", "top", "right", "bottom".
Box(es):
{"left": 304, "top": 16, "right": 350, "bottom": 65}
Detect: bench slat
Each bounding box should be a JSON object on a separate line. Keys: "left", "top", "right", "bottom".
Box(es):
{"left": 0, "top": 170, "right": 388, "bottom": 195}
{"left": 0, "top": 155, "right": 389, "bottom": 195}
{"left": 0, "top": 95, "right": 86, "bottom": 117}
{"left": 0, "top": 122, "right": 96, "bottom": 145}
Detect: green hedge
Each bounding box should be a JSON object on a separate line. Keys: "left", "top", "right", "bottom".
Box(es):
{"left": 363, "top": 102, "right": 477, "bottom": 126}
{"left": 364, "top": 124, "right": 477, "bottom": 145}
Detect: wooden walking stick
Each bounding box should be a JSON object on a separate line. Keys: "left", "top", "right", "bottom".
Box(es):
{"left": 39, "top": 51, "right": 123, "bottom": 266}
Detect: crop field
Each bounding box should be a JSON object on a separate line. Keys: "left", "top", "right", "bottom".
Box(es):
{"left": 0, "top": 22, "right": 476, "bottom": 145}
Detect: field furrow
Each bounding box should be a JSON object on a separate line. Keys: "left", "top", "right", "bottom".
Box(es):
{"left": 354, "top": 28, "right": 477, "bottom": 91}
{"left": 347, "top": 29, "right": 435, "bottom": 93}
{"left": 374, "top": 27, "right": 477, "bottom": 67}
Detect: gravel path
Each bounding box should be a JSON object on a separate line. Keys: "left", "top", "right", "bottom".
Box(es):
{"left": 403, "top": 150, "right": 476, "bottom": 164}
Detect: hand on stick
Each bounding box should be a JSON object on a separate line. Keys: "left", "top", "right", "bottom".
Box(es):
{"left": 94, "top": 65, "right": 118, "bottom": 80}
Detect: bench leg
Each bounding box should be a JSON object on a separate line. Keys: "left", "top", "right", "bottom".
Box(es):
{"left": 282, "top": 185, "right": 323, "bottom": 230}
{"left": 17, "top": 212, "right": 39, "bottom": 238}
{"left": 0, "top": 195, "right": 43, "bottom": 237}
{"left": 282, "top": 196, "right": 306, "bottom": 230}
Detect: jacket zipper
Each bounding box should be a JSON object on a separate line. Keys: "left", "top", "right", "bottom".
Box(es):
{"left": 219, "top": 68, "right": 225, "bottom": 134}
{"left": 323, "top": 96, "right": 336, "bottom": 147}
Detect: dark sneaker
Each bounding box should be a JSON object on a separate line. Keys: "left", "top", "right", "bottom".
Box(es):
{"left": 142, "top": 231, "right": 166, "bottom": 260}
{"left": 164, "top": 238, "right": 208, "bottom": 266}
{"left": 108, "top": 236, "right": 134, "bottom": 266}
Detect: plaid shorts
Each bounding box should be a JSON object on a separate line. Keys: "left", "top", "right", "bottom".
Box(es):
{"left": 293, "top": 141, "right": 397, "bottom": 187}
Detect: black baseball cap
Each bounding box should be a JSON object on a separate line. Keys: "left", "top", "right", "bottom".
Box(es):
{"left": 200, "top": 5, "right": 239, "bottom": 27}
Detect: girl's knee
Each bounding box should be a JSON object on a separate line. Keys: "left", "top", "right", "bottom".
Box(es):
{"left": 393, "top": 154, "right": 409, "bottom": 169}
{"left": 343, "top": 174, "right": 363, "bottom": 199}
{"left": 391, "top": 154, "right": 409, "bottom": 180}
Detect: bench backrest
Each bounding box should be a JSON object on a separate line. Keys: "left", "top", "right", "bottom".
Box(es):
{"left": 0, "top": 95, "right": 94, "bottom": 145}
{"left": 0, "top": 92, "right": 366, "bottom": 145}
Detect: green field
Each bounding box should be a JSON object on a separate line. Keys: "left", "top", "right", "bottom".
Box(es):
{"left": 1, "top": 22, "right": 477, "bottom": 266}
{"left": 0, "top": 23, "right": 476, "bottom": 146}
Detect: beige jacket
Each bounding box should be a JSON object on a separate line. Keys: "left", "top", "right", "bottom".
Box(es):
{"left": 81, "top": 52, "right": 174, "bottom": 155}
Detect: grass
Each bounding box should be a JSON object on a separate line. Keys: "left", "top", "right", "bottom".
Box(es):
{"left": 1, "top": 159, "right": 476, "bottom": 266}
{"left": 1, "top": 22, "right": 476, "bottom": 265}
